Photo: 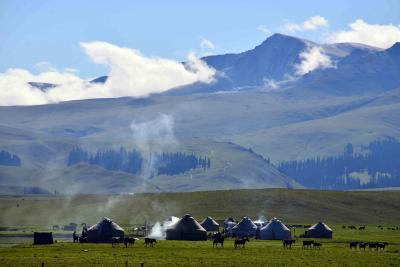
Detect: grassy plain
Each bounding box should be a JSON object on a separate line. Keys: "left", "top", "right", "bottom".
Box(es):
{"left": 0, "top": 226, "right": 400, "bottom": 266}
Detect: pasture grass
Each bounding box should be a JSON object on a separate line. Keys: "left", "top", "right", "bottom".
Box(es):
{"left": 0, "top": 226, "right": 399, "bottom": 266}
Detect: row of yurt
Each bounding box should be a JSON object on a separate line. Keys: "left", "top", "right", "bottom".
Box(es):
{"left": 44, "top": 216, "right": 331, "bottom": 244}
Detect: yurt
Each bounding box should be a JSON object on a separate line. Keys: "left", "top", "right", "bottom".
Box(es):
{"left": 33, "top": 232, "right": 53, "bottom": 245}
{"left": 259, "top": 217, "right": 291, "bottom": 240}
{"left": 231, "top": 217, "right": 257, "bottom": 237}
{"left": 306, "top": 222, "right": 333, "bottom": 238}
{"left": 200, "top": 216, "right": 220, "bottom": 232}
{"left": 166, "top": 214, "right": 207, "bottom": 241}
{"left": 87, "top": 217, "right": 124, "bottom": 243}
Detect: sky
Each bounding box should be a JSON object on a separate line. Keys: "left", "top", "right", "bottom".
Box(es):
{"left": 0, "top": 0, "right": 399, "bottom": 105}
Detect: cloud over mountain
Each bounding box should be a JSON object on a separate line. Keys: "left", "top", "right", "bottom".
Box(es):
{"left": 0, "top": 42, "right": 216, "bottom": 106}
{"left": 328, "top": 19, "right": 400, "bottom": 48}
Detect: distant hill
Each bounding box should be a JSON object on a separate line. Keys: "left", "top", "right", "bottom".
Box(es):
{"left": 2, "top": 188, "right": 400, "bottom": 225}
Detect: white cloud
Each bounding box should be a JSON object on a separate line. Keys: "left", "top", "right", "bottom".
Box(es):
{"left": 257, "top": 25, "right": 270, "bottom": 35}
{"left": 295, "top": 46, "right": 334, "bottom": 75}
{"left": 34, "top": 61, "right": 57, "bottom": 73}
{"left": 200, "top": 38, "right": 215, "bottom": 50}
{"left": 284, "top": 16, "right": 328, "bottom": 32}
{"left": 0, "top": 42, "right": 216, "bottom": 106}
{"left": 328, "top": 19, "right": 400, "bottom": 48}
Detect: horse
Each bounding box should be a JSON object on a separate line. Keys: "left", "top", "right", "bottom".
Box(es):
{"left": 368, "top": 242, "right": 378, "bottom": 250}
{"left": 349, "top": 241, "right": 359, "bottom": 249}
{"left": 112, "top": 237, "right": 123, "bottom": 247}
{"left": 234, "top": 237, "right": 249, "bottom": 248}
{"left": 144, "top": 237, "right": 157, "bottom": 247}
{"left": 124, "top": 237, "right": 137, "bottom": 248}
{"left": 213, "top": 236, "right": 224, "bottom": 247}
{"left": 313, "top": 242, "right": 322, "bottom": 249}
{"left": 377, "top": 242, "right": 388, "bottom": 251}
{"left": 283, "top": 239, "right": 295, "bottom": 249}
{"left": 358, "top": 242, "right": 367, "bottom": 250}
{"left": 302, "top": 240, "right": 314, "bottom": 249}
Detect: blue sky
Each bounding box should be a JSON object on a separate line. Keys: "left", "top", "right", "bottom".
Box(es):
{"left": 1, "top": 0, "right": 400, "bottom": 78}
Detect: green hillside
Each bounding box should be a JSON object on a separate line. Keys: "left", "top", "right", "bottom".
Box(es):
{"left": 0, "top": 89, "right": 400, "bottom": 192}
{"left": 1, "top": 188, "right": 400, "bottom": 227}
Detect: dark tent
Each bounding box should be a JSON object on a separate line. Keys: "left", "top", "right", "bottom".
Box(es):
{"left": 231, "top": 217, "right": 257, "bottom": 237}
{"left": 306, "top": 222, "right": 333, "bottom": 238}
{"left": 87, "top": 217, "right": 124, "bottom": 243}
{"left": 33, "top": 232, "right": 53, "bottom": 245}
{"left": 259, "top": 217, "right": 291, "bottom": 240}
{"left": 200, "top": 216, "right": 220, "bottom": 232}
{"left": 166, "top": 214, "right": 207, "bottom": 241}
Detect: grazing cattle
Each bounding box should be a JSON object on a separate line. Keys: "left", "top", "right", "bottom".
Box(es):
{"left": 313, "top": 242, "right": 322, "bottom": 249}
{"left": 342, "top": 225, "right": 346, "bottom": 229}
{"left": 283, "top": 239, "right": 295, "bottom": 249}
{"left": 359, "top": 226, "right": 365, "bottom": 230}
{"left": 349, "top": 241, "right": 359, "bottom": 249}
{"left": 302, "top": 240, "right": 314, "bottom": 249}
{"left": 124, "top": 237, "right": 136, "bottom": 248}
{"left": 213, "top": 235, "right": 224, "bottom": 248}
{"left": 359, "top": 242, "right": 367, "bottom": 250}
{"left": 234, "top": 238, "right": 250, "bottom": 248}
{"left": 144, "top": 238, "right": 157, "bottom": 247}
{"left": 348, "top": 226, "right": 357, "bottom": 230}
{"left": 112, "top": 237, "right": 122, "bottom": 247}
{"left": 377, "top": 242, "right": 388, "bottom": 251}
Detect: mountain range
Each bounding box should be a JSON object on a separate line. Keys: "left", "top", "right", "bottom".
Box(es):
{"left": 2, "top": 33, "right": 400, "bottom": 194}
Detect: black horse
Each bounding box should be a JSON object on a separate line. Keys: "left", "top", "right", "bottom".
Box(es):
{"left": 283, "top": 239, "right": 295, "bottom": 249}
{"left": 144, "top": 237, "right": 157, "bottom": 247}
{"left": 303, "top": 240, "right": 314, "bottom": 249}
{"left": 213, "top": 235, "right": 224, "bottom": 247}
{"left": 124, "top": 237, "right": 137, "bottom": 248}
{"left": 234, "top": 237, "right": 250, "bottom": 248}
{"left": 112, "top": 237, "right": 123, "bottom": 247}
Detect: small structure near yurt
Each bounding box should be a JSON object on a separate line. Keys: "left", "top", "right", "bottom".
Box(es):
{"left": 33, "top": 232, "right": 53, "bottom": 245}
{"left": 231, "top": 217, "right": 257, "bottom": 237}
{"left": 259, "top": 217, "right": 291, "bottom": 240}
{"left": 87, "top": 217, "right": 124, "bottom": 243}
{"left": 200, "top": 216, "right": 220, "bottom": 232}
{"left": 305, "top": 222, "right": 333, "bottom": 238}
{"left": 166, "top": 214, "right": 207, "bottom": 241}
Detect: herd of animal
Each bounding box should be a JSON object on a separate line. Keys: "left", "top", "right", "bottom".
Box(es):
{"left": 349, "top": 241, "right": 389, "bottom": 251}
{"left": 111, "top": 237, "right": 157, "bottom": 248}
